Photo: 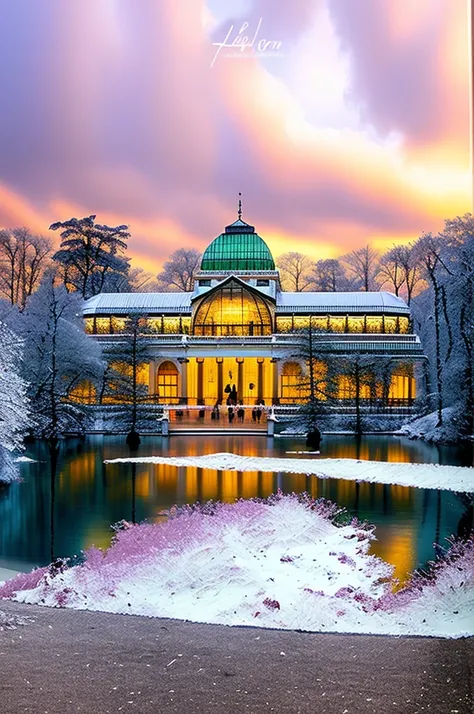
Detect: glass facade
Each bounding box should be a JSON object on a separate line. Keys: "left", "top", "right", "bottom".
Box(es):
{"left": 85, "top": 316, "right": 192, "bottom": 335}
{"left": 193, "top": 280, "right": 273, "bottom": 336}
{"left": 275, "top": 315, "right": 410, "bottom": 334}
{"left": 201, "top": 232, "right": 275, "bottom": 271}
{"left": 85, "top": 313, "right": 410, "bottom": 336}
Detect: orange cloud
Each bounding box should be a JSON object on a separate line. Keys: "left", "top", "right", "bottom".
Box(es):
{"left": 0, "top": 0, "right": 471, "bottom": 274}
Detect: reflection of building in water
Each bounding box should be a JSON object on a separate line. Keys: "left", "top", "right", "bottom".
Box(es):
{"left": 78, "top": 202, "right": 425, "bottom": 410}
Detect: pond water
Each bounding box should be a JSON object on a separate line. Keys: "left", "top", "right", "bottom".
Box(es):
{"left": 0, "top": 434, "right": 472, "bottom": 583}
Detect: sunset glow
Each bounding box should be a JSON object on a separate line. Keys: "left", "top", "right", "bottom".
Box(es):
{"left": 0, "top": 0, "right": 470, "bottom": 272}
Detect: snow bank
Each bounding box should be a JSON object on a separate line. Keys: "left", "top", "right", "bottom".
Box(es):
{"left": 1, "top": 495, "right": 473, "bottom": 637}
{"left": 399, "top": 407, "right": 472, "bottom": 444}
{"left": 105, "top": 452, "right": 474, "bottom": 493}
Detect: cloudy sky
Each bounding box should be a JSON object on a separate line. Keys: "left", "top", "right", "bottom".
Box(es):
{"left": 0, "top": 0, "right": 470, "bottom": 272}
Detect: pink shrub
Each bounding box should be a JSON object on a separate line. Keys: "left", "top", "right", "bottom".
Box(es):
{"left": 0, "top": 567, "right": 48, "bottom": 598}
{"left": 379, "top": 535, "right": 474, "bottom": 614}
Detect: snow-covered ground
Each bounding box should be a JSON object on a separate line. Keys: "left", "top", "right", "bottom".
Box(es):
{"left": 105, "top": 452, "right": 474, "bottom": 493}
{"left": 399, "top": 407, "right": 473, "bottom": 444}
{"left": 1, "top": 495, "right": 472, "bottom": 637}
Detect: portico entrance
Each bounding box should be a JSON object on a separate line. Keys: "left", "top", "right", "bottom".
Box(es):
{"left": 183, "top": 356, "right": 274, "bottom": 406}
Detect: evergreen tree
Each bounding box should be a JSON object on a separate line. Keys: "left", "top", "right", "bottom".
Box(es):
{"left": 99, "top": 314, "right": 154, "bottom": 442}
{"left": 50, "top": 215, "right": 130, "bottom": 298}
{"left": 289, "top": 322, "right": 337, "bottom": 432}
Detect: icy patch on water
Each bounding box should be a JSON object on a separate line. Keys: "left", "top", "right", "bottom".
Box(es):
{"left": 105, "top": 452, "right": 474, "bottom": 493}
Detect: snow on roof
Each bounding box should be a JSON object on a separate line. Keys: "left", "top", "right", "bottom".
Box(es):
{"left": 276, "top": 291, "right": 410, "bottom": 314}
{"left": 83, "top": 292, "right": 192, "bottom": 315}
{"left": 83, "top": 289, "right": 410, "bottom": 316}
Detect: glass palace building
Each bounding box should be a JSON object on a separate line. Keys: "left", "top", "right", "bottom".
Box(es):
{"left": 82, "top": 213, "right": 424, "bottom": 408}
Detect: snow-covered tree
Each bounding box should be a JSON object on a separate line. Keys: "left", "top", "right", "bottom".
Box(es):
{"left": 20, "top": 275, "right": 104, "bottom": 454}
{"left": 0, "top": 320, "right": 30, "bottom": 482}
{"left": 411, "top": 233, "right": 452, "bottom": 426}
{"left": 409, "top": 214, "right": 474, "bottom": 438}
{"left": 50, "top": 215, "right": 130, "bottom": 299}
{"left": 437, "top": 216, "right": 474, "bottom": 434}
{"left": 156, "top": 249, "right": 202, "bottom": 292}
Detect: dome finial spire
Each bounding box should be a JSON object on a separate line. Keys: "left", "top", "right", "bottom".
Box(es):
{"left": 238, "top": 192, "right": 242, "bottom": 220}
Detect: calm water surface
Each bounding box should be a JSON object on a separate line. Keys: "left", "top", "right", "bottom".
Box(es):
{"left": 0, "top": 435, "right": 472, "bottom": 583}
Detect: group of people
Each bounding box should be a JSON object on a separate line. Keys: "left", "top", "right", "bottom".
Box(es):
{"left": 224, "top": 383, "right": 238, "bottom": 406}
{"left": 207, "top": 397, "right": 267, "bottom": 424}
{"left": 227, "top": 404, "right": 245, "bottom": 424}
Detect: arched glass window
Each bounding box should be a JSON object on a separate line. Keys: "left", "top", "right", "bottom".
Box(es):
{"left": 156, "top": 361, "right": 179, "bottom": 403}
{"left": 281, "top": 361, "right": 303, "bottom": 403}
{"left": 193, "top": 280, "right": 273, "bottom": 336}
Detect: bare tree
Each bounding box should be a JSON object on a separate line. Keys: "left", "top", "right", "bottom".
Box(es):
{"left": 0, "top": 228, "right": 52, "bottom": 309}
{"left": 110, "top": 267, "right": 161, "bottom": 293}
{"left": 312, "top": 258, "right": 348, "bottom": 292}
{"left": 377, "top": 246, "right": 406, "bottom": 296}
{"left": 157, "top": 248, "right": 202, "bottom": 292}
{"left": 412, "top": 233, "right": 448, "bottom": 426}
{"left": 342, "top": 245, "right": 379, "bottom": 291}
{"left": 276, "top": 252, "right": 315, "bottom": 292}
{"left": 397, "top": 244, "right": 423, "bottom": 305}
{"left": 330, "top": 354, "right": 386, "bottom": 436}
{"left": 440, "top": 214, "right": 474, "bottom": 434}
{"left": 377, "top": 244, "right": 423, "bottom": 304}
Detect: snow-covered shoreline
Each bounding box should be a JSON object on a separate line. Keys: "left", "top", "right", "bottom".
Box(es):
{"left": 1, "top": 495, "right": 473, "bottom": 638}
{"left": 105, "top": 452, "right": 474, "bottom": 493}
{"left": 398, "top": 407, "right": 474, "bottom": 445}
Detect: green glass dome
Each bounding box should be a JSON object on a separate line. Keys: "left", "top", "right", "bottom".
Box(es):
{"left": 201, "top": 219, "right": 275, "bottom": 271}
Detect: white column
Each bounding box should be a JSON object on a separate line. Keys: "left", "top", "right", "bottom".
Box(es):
{"left": 179, "top": 358, "right": 189, "bottom": 404}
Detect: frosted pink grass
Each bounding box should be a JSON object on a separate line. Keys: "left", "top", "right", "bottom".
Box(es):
{"left": 375, "top": 535, "right": 474, "bottom": 614}
{"left": 0, "top": 493, "right": 472, "bottom": 636}
{"left": 0, "top": 567, "right": 48, "bottom": 598}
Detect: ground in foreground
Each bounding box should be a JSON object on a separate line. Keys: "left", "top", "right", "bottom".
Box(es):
{"left": 0, "top": 599, "right": 472, "bottom": 714}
